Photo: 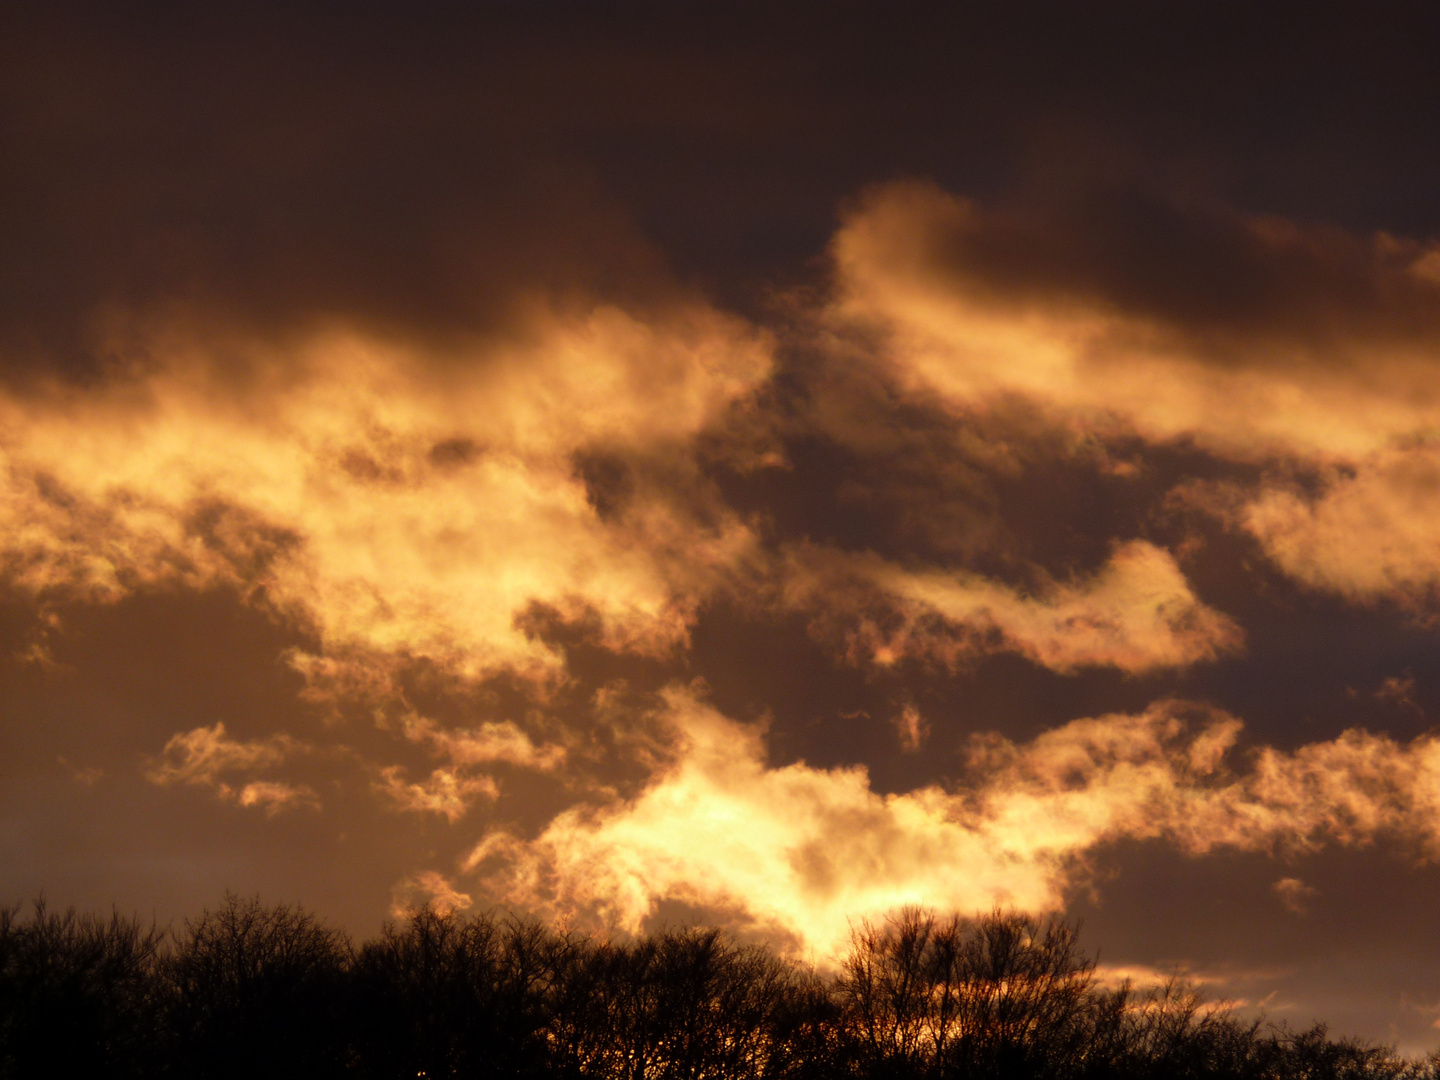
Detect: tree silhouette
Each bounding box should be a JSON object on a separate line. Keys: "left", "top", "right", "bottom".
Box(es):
{"left": 3, "top": 894, "right": 1438, "bottom": 1080}
{"left": 548, "top": 926, "right": 817, "bottom": 1080}
{"left": 350, "top": 906, "right": 559, "bottom": 1079}
{"left": 836, "top": 908, "right": 1100, "bottom": 1080}
{"left": 163, "top": 893, "right": 351, "bottom": 1080}
{"left": 0, "top": 899, "right": 163, "bottom": 1080}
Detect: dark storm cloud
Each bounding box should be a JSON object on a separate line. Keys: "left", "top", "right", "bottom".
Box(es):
{"left": 6, "top": 1, "right": 1440, "bottom": 371}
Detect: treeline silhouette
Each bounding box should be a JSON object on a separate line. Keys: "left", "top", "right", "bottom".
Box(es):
{"left": 2, "top": 896, "right": 1435, "bottom": 1080}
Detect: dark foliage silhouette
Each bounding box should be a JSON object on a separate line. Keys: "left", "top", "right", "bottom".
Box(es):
{"left": 836, "top": 908, "right": 1102, "bottom": 1079}
{"left": 2, "top": 896, "right": 1437, "bottom": 1080}
{"left": 0, "top": 900, "right": 163, "bottom": 1080}
{"left": 349, "top": 907, "right": 553, "bottom": 1079}
{"left": 164, "top": 894, "right": 352, "bottom": 1080}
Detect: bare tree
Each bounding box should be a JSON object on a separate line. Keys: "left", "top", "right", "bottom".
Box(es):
{"left": 0, "top": 899, "right": 163, "bottom": 1080}
{"left": 5, "top": 892, "right": 1438, "bottom": 1080}
{"left": 164, "top": 893, "right": 351, "bottom": 1080}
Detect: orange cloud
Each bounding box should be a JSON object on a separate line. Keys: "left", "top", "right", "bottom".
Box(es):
{"left": 466, "top": 687, "right": 1440, "bottom": 958}
{"left": 234, "top": 780, "right": 321, "bottom": 816}
{"left": 398, "top": 714, "right": 568, "bottom": 772}
{"left": 1239, "top": 446, "right": 1440, "bottom": 607}
{"left": 391, "top": 870, "right": 474, "bottom": 918}
{"left": 373, "top": 714, "right": 569, "bottom": 821}
{"left": 0, "top": 301, "right": 771, "bottom": 684}
{"left": 145, "top": 723, "right": 317, "bottom": 813}
{"left": 827, "top": 181, "right": 1440, "bottom": 462}
{"left": 1273, "top": 877, "right": 1317, "bottom": 915}
{"left": 376, "top": 766, "right": 500, "bottom": 822}
{"left": 893, "top": 703, "right": 928, "bottom": 752}
{"left": 783, "top": 539, "right": 1240, "bottom": 674}
{"left": 146, "top": 723, "right": 297, "bottom": 787}
{"left": 821, "top": 181, "right": 1440, "bottom": 608}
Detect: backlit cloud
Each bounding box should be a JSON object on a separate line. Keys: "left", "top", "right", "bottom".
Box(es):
{"left": 146, "top": 722, "right": 297, "bottom": 788}
{"left": 234, "top": 780, "right": 321, "bottom": 816}
{"left": 1239, "top": 446, "right": 1440, "bottom": 608}
{"left": 370, "top": 714, "right": 569, "bottom": 822}
{"left": 8, "top": 9, "right": 1440, "bottom": 1051}
{"left": 468, "top": 687, "right": 1440, "bottom": 958}
{"left": 398, "top": 714, "right": 568, "bottom": 772}
{"left": 1273, "top": 876, "right": 1317, "bottom": 915}
{"left": 391, "top": 871, "right": 474, "bottom": 918}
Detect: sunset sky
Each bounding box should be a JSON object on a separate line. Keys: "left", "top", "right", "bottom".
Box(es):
{"left": 5, "top": 0, "right": 1440, "bottom": 1051}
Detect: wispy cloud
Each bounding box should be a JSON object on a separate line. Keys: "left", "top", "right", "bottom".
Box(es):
{"left": 391, "top": 870, "right": 474, "bottom": 918}
{"left": 372, "top": 714, "right": 569, "bottom": 822}
{"left": 145, "top": 723, "right": 317, "bottom": 814}
{"left": 398, "top": 714, "right": 567, "bottom": 772}
{"left": 826, "top": 181, "right": 1440, "bottom": 461}
{"left": 146, "top": 722, "right": 297, "bottom": 787}
{"left": 376, "top": 766, "right": 499, "bottom": 822}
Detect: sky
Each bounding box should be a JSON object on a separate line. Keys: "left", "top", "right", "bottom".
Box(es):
{"left": 4, "top": 0, "right": 1440, "bottom": 1051}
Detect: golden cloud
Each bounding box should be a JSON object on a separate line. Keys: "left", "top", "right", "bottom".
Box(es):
{"left": 782, "top": 539, "right": 1240, "bottom": 674}
{"left": 233, "top": 780, "right": 322, "bottom": 816}
{"left": 0, "top": 301, "right": 771, "bottom": 684}
{"left": 1240, "top": 446, "right": 1440, "bottom": 606}
{"left": 822, "top": 181, "right": 1440, "bottom": 608}
{"left": 373, "top": 713, "right": 570, "bottom": 822}
{"left": 467, "top": 687, "right": 1440, "bottom": 958}
{"left": 391, "top": 870, "right": 474, "bottom": 918}
{"left": 398, "top": 713, "right": 568, "bottom": 772}
{"left": 145, "top": 723, "right": 318, "bottom": 814}
{"left": 1273, "top": 876, "right": 1317, "bottom": 915}
{"left": 892, "top": 703, "right": 928, "bottom": 752}
{"left": 146, "top": 722, "right": 297, "bottom": 788}
{"left": 376, "top": 766, "right": 500, "bottom": 822}
{"left": 827, "top": 181, "right": 1440, "bottom": 461}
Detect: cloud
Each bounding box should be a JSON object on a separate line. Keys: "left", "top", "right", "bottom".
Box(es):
{"left": 57, "top": 757, "right": 103, "bottom": 787}
{"left": 1273, "top": 877, "right": 1317, "bottom": 915}
{"left": 466, "top": 687, "right": 1440, "bottom": 958}
{"left": 391, "top": 871, "right": 474, "bottom": 918}
{"left": 376, "top": 766, "right": 500, "bottom": 823}
{"left": 782, "top": 539, "right": 1241, "bottom": 674}
{"left": 893, "top": 703, "right": 928, "bottom": 752}
{"left": 235, "top": 780, "right": 320, "bottom": 816}
{"left": 467, "top": 686, "right": 1172, "bottom": 955}
{"left": 1238, "top": 446, "right": 1440, "bottom": 608}
{"left": 0, "top": 301, "right": 770, "bottom": 686}
{"left": 819, "top": 181, "right": 1440, "bottom": 610}
{"left": 145, "top": 723, "right": 317, "bottom": 813}
{"left": 146, "top": 722, "right": 296, "bottom": 788}
{"left": 373, "top": 714, "right": 569, "bottom": 822}
{"left": 398, "top": 714, "right": 567, "bottom": 772}
{"left": 1090, "top": 962, "right": 1232, "bottom": 991}
{"left": 827, "top": 180, "right": 1440, "bottom": 462}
